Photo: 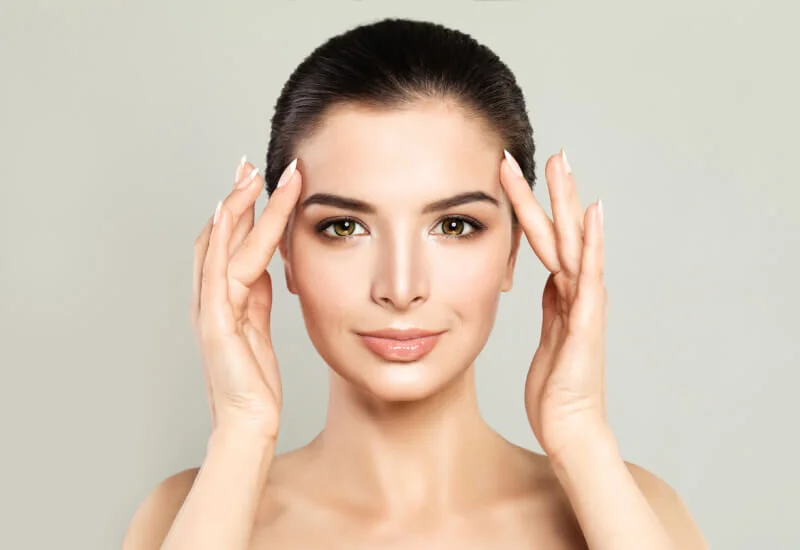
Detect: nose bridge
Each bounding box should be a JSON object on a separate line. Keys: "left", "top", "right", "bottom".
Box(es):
{"left": 371, "top": 225, "right": 429, "bottom": 310}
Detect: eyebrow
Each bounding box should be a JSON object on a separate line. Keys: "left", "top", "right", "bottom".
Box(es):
{"left": 300, "top": 191, "right": 499, "bottom": 214}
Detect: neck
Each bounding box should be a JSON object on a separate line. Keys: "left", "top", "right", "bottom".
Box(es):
{"left": 307, "top": 365, "right": 517, "bottom": 517}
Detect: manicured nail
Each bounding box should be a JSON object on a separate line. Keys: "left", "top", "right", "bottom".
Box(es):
{"left": 503, "top": 149, "right": 523, "bottom": 178}
{"left": 233, "top": 155, "right": 247, "bottom": 186}
{"left": 235, "top": 167, "right": 259, "bottom": 189}
{"left": 213, "top": 200, "right": 222, "bottom": 225}
{"left": 277, "top": 158, "right": 298, "bottom": 188}
{"left": 598, "top": 199, "right": 604, "bottom": 228}
{"left": 561, "top": 148, "right": 572, "bottom": 175}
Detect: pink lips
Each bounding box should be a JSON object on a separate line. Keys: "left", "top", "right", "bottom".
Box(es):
{"left": 358, "top": 329, "right": 445, "bottom": 362}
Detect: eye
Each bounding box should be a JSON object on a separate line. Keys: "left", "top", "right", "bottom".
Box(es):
{"left": 432, "top": 216, "right": 484, "bottom": 238}
{"left": 318, "top": 218, "right": 367, "bottom": 239}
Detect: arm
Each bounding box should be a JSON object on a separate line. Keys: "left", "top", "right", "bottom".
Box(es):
{"left": 499, "top": 149, "right": 707, "bottom": 549}
{"left": 550, "top": 423, "right": 707, "bottom": 550}
{"left": 122, "top": 431, "right": 274, "bottom": 550}
{"left": 122, "top": 158, "right": 302, "bottom": 549}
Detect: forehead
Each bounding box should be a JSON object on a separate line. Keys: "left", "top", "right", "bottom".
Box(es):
{"left": 295, "top": 100, "right": 503, "bottom": 201}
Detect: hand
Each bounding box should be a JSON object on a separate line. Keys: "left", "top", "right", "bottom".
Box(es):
{"left": 190, "top": 157, "right": 301, "bottom": 440}
{"left": 500, "top": 149, "right": 607, "bottom": 458}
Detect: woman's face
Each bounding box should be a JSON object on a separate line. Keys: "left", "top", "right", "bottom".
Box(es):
{"left": 281, "top": 100, "right": 521, "bottom": 402}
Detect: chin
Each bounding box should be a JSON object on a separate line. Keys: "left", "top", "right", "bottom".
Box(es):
{"left": 324, "top": 344, "right": 467, "bottom": 404}
{"left": 354, "top": 360, "right": 454, "bottom": 403}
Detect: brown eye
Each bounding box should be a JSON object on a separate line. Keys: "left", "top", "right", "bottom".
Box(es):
{"left": 442, "top": 218, "right": 465, "bottom": 235}
{"left": 332, "top": 220, "right": 355, "bottom": 236}
{"left": 432, "top": 217, "right": 484, "bottom": 238}
{"left": 319, "top": 218, "right": 366, "bottom": 238}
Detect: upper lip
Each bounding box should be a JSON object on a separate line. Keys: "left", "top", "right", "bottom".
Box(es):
{"left": 358, "top": 328, "right": 445, "bottom": 340}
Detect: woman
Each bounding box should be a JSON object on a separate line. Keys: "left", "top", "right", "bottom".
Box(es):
{"left": 124, "top": 18, "right": 706, "bottom": 549}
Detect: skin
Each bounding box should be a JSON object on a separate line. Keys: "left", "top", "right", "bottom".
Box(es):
{"left": 123, "top": 99, "right": 708, "bottom": 549}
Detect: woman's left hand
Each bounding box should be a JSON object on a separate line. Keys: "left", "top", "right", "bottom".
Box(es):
{"left": 499, "top": 149, "right": 608, "bottom": 460}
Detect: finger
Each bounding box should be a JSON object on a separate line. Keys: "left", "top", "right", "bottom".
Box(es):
{"left": 545, "top": 149, "right": 584, "bottom": 278}
{"left": 191, "top": 213, "right": 219, "bottom": 429}
{"left": 199, "top": 201, "right": 237, "bottom": 337}
{"left": 190, "top": 162, "right": 260, "bottom": 324}
{"left": 225, "top": 165, "right": 261, "bottom": 222}
{"left": 571, "top": 200, "right": 605, "bottom": 334}
{"left": 231, "top": 157, "right": 257, "bottom": 255}
{"left": 228, "top": 159, "right": 301, "bottom": 315}
{"left": 191, "top": 214, "right": 214, "bottom": 324}
{"left": 500, "top": 150, "right": 561, "bottom": 273}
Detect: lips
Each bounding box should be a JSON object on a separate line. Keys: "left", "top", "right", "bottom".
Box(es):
{"left": 357, "top": 329, "right": 445, "bottom": 362}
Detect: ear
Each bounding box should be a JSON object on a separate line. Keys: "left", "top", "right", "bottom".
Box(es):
{"left": 278, "top": 234, "right": 297, "bottom": 295}
{"left": 501, "top": 225, "right": 523, "bottom": 292}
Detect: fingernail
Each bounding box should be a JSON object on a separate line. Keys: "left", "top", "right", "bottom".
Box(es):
{"left": 277, "top": 158, "right": 298, "bottom": 189}
{"left": 213, "top": 200, "right": 222, "bottom": 225}
{"left": 503, "top": 149, "right": 523, "bottom": 178}
{"left": 233, "top": 155, "right": 247, "bottom": 186}
{"left": 561, "top": 148, "right": 572, "bottom": 175}
{"left": 235, "top": 167, "right": 259, "bottom": 190}
{"left": 598, "top": 199, "right": 604, "bottom": 228}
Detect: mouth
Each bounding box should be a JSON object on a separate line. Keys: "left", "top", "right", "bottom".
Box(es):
{"left": 357, "top": 328, "right": 446, "bottom": 363}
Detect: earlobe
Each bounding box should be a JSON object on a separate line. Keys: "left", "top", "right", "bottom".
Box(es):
{"left": 501, "top": 227, "right": 523, "bottom": 292}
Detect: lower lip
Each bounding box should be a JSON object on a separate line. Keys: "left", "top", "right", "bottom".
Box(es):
{"left": 359, "top": 334, "right": 443, "bottom": 362}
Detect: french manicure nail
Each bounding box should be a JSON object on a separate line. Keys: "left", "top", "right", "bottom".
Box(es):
{"left": 503, "top": 149, "right": 523, "bottom": 178}
{"left": 235, "top": 164, "right": 258, "bottom": 190}
{"left": 236, "top": 167, "right": 259, "bottom": 190}
{"left": 561, "top": 148, "right": 572, "bottom": 175}
{"left": 598, "top": 199, "right": 604, "bottom": 228}
{"left": 213, "top": 200, "right": 222, "bottom": 225}
{"left": 277, "top": 158, "right": 298, "bottom": 189}
{"left": 233, "top": 155, "right": 247, "bottom": 186}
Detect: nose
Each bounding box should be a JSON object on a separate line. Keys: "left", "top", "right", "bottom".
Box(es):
{"left": 370, "top": 229, "right": 430, "bottom": 312}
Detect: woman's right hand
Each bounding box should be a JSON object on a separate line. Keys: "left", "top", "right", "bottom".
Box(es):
{"left": 190, "top": 157, "right": 301, "bottom": 441}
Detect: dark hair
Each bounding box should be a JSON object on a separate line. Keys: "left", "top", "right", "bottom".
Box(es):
{"left": 264, "top": 17, "right": 535, "bottom": 197}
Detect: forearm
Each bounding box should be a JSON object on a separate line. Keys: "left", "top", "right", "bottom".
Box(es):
{"left": 161, "top": 429, "right": 274, "bottom": 550}
{"left": 550, "top": 424, "right": 675, "bottom": 550}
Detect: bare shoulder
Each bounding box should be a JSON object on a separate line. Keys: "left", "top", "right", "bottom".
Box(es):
{"left": 122, "top": 467, "right": 200, "bottom": 550}
{"left": 513, "top": 448, "right": 707, "bottom": 549}
{"left": 625, "top": 462, "right": 708, "bottom": 549}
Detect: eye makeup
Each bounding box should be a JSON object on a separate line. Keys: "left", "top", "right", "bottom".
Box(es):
{"left": 314, "top": 215, "right": 487, "bottom": 241}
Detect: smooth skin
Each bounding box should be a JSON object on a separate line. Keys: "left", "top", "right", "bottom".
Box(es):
{"left": 123, "top": 101, "right": 707, "bottom": 549}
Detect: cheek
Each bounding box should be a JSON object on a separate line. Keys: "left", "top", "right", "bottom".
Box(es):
{"left": 431, "top": 238, "right": 510, "bottom": 316}
{"left": 289, "top": 241, "right": 364, "bottom": 324}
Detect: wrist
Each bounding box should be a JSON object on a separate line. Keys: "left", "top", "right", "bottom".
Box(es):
{"left": 208, "top": 424, "right": 277, "bottom": 459}
{"left": 547, "top": 419, "right": 619, "bottom": 475}
{"left": 214, "top": 410, "right": 279, "bottom": 445}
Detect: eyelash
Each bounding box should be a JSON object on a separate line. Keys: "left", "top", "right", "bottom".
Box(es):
{"left": 315, "top": 216, "right": 486, "bottom": 241}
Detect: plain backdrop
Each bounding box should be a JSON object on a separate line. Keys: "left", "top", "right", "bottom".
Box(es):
{"left": 1, "top": 1, "right": 798, "bottom": 548}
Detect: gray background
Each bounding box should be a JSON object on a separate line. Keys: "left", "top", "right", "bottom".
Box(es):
{"left": 1, "top": 1, "right": 797, "bottom": 548}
